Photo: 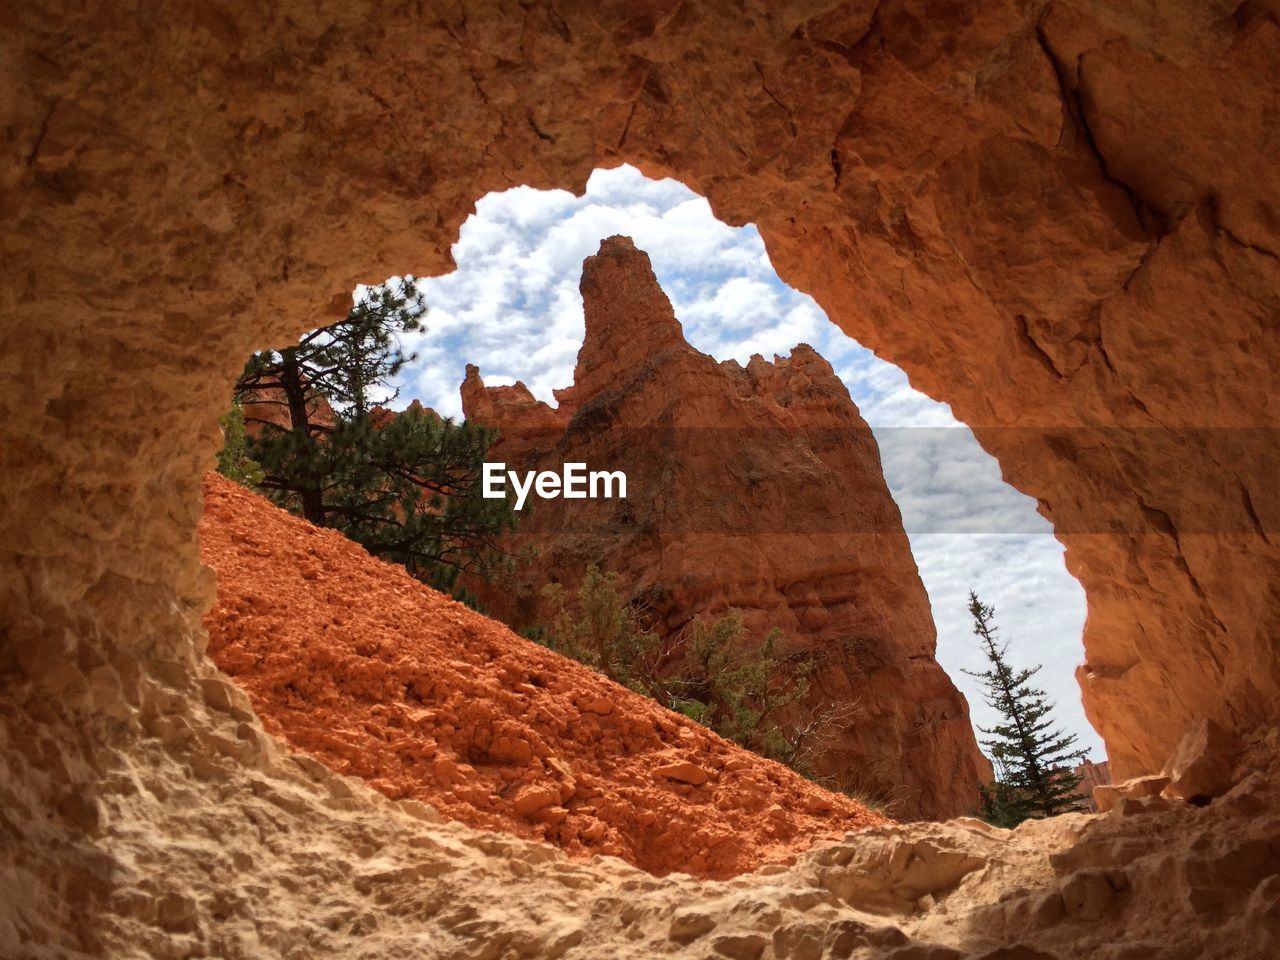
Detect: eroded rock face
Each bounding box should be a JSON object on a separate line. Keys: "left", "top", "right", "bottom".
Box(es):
{"left": 3, "top": 0, "right": 1274, "bottom": 783}
{"left": 3, "top": 0, "right": 1279, "bottom": 954}
{"left": 463, "top": 236, "right": 990, "bottom": 819}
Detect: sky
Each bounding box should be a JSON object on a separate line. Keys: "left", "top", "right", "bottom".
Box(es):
{"left": 387, "top": 164, "right": 1102, "bottom": 760}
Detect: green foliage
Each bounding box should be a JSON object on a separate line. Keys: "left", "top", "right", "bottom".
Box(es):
{"left": 231, "top": 278, "right": 516, "bottom": 591}
{"left": 536, "top": 566, "right": 817, "bottom": 771}
{"left": 976, "top": 778, "right": 1029, "bottom": 828}
{"left": 315, "top": 411, "right": 514, "bottom": 592}
{"left": 681, "top": 612, "right": 810, "bottom": 762}
{"left": 538, "top": 565, "right": 665, "bottom": 694}
{"left": 216, "top": 402, "right": 264, "bottom": 488}
{"left": 448, "top": 583, "right": 488, "bottom": 614}
{"left": 238, "top": 278, "right": 425, "bottom": 421}
{"left": 964, "top": 590, "right": 1090, "bottom": 826}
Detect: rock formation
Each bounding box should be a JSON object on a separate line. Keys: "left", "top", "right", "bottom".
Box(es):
{"left": 199, "top": 471, "right": 885, "bottom": 879}
{"left": 462, "top": 235, "right": 990, "bottom": 819}
{"left": 5, "top": 1, "right": 1280, "bottom": 955}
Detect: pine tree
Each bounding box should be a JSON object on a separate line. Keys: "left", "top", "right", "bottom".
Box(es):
{"left": 235, "top": 279, "right": 425, "bottom": 523}
{"left": 963, "top": 590, "right": 1089, "bottom": 825}
{"left": 228, "top": 279, "right": 515, "bottom": 593}
{"left": 318, "top": 409, "right": 515, "bottom": 592}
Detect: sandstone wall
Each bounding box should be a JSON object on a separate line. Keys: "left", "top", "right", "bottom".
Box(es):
{"left": 6, "top": 1, "right": 1276, "bottom": 781}
{"left": 3, "top": 0, "right": 1279, "bottom": 953}
{"left": 463, "top": 235, "right": 990, "bottom": 819}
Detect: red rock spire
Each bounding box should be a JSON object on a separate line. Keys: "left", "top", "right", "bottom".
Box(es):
{"left": 562, "top": 236, "right": 690, "bottom": 406}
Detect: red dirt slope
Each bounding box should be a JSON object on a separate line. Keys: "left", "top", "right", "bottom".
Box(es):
{"left": 199, "top": 472, "right": 885, "bottom": 878}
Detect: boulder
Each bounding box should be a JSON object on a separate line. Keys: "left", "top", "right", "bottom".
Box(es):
{"left": 1163, "top": 720, "right": 1241, "bottom": 802}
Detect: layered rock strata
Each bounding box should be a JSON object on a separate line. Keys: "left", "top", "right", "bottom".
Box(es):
{"left": 463, "top": 236, "right": 990, "bottom": 819}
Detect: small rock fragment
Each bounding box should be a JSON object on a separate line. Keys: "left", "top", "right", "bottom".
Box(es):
{"left": 713, "top": 933, "right": 768, "bottom": 959}
{"left": 1094, "top": 774, "right": 1169, "bottom": 813}
{"left": 200, "top": 677, "right": 256, "bottom": 722}
{"left": 669, "top": 910, "right": 717, "bottom": 943}
{"left": 512, "top": 784, "right": 560, "bottom": 817}
{"left": 1107, "top": 796, "right": 1166, "bottom": 821}
{"left": 772, "top": 922, "right": 825, "bottom": 960}
{"left": 1163, "top": 720, "right": 1240, "bottom": 802}
{"left": 1092, "top": 784, "right": 1121, "bottom": 814}
{"left": 1060, "top": 869, "right": 1125, "bottom": 920}
{"left": 973, "top": 947, "right": 1061, "bottom": 960}
{"left": 547, "top": 757, "right": 574, "bottom": 778}
{"left": 397, "top": 799, "right": 443, "bottom": 823}
{"left": 655, "top": 760, "right": 710, "bottom": 785}
{"left": 534, "top": 804, "right": 569, "bottom": 825}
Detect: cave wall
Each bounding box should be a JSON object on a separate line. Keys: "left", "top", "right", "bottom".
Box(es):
{"left": 2, "top": 1, "right": 1278, "bottom": 943}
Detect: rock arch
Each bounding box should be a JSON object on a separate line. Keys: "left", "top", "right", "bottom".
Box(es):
{"left": 3, "top": 1, "right": 1278, "bottom": 953}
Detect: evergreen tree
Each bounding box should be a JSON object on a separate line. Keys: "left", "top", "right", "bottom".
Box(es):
{"left": 316, "top": 410, "right": 514, "bottom": 592}
{"left": 963, "top": 590, "right": 1089, "bottom": 825}
{"left": 229, "top": 279, "right": 515, "bottom": 593}
{"left": 215, "top": 402, "right": 265, "bottom": 488}
{"left": 236, "top": 279, "right": 425, "bottom": 523}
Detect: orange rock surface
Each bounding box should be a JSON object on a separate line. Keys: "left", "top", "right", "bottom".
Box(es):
{"left": 464, "top": 236, "right": 990, "bottom": 819}
{"left": 199, "top": 471, "right": 884, "bottom": 879}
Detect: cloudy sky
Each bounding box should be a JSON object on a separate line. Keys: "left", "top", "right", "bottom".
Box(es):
{"left": 388, "top": 164, "right": 1101, "bottom": 760}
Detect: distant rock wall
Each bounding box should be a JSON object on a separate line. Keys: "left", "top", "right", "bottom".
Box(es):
{"left": 463, "top": 236, "right": 991, "bottom": 819}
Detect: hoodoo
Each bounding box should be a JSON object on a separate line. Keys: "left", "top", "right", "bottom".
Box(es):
{"left": 462, "top": 236, "right": 991, "bottom": 820}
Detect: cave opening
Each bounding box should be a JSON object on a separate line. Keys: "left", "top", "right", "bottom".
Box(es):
{"left": 395, "top": 163, "right": 1100, "bottom": 767}
{"left": 206, "top": 163, "right": 1100, "bottom": 841}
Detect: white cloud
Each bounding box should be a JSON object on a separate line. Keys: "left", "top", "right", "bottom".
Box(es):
{"left": 389, "top": 163, "right": 1103, "bottom": 762}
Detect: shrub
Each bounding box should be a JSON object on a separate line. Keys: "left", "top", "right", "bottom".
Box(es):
{"left": 535, "top": 567, "right": 832, "bottom": 775}
{"left": 216, "top": 402, "right": 264, "bottom": 488}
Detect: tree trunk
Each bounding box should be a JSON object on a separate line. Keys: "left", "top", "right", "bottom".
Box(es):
{"left": 279, "top": 348, "right": 326, "bottom": 525}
